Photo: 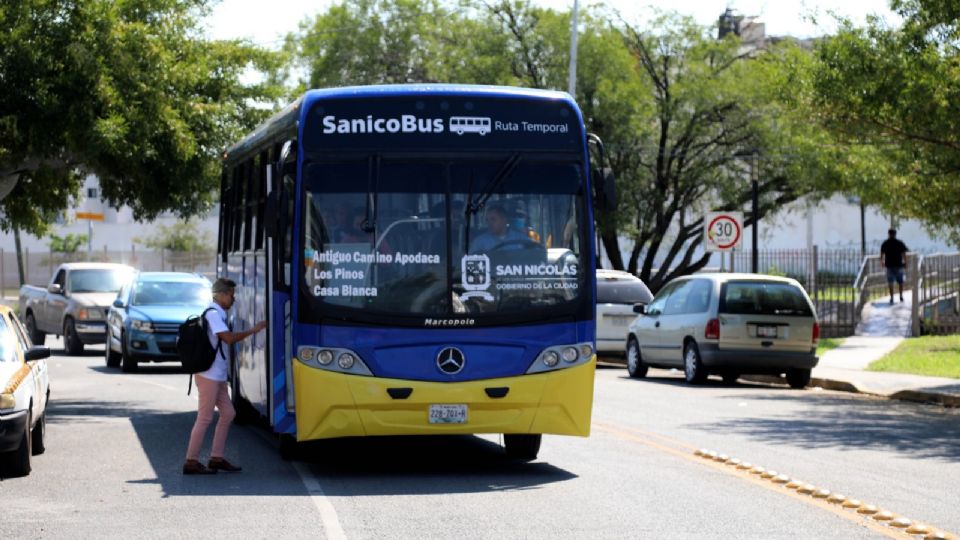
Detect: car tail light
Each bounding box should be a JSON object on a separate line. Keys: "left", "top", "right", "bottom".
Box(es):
{"left": 704, "top": 318, "right": 720, "bottom": 340}
{"left": 812, "top": 322, "right": 820, "bottom": 343}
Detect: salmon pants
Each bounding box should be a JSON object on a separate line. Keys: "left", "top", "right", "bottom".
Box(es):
{"left": 185, "top": 375, "right": 236, "bottom": 460}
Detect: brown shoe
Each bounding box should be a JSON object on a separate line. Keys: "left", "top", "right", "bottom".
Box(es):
{"left": 208, "top": 457, "right": 242, "bottom": 472}
{"left": 183, "top": 459, "right": 217, "bottom": 475}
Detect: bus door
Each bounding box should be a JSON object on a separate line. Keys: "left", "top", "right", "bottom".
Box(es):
{"left": 265, "top": 140, "right": 297, "bottom": 433}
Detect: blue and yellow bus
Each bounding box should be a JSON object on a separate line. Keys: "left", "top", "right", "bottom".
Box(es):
{"left": 218, "top": 85, "right": 612, "bottom": 459}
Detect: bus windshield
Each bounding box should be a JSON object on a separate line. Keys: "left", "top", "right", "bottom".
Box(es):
{"left": 300, "top": 157, "right": 586, "bottom": 324}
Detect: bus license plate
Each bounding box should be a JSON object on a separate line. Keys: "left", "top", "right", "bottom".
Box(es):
{"left": 757, "top": 325, "right": 778, "bottom": 338}
{"left": 429, "top": 404, "right": 467, "bottom": 424}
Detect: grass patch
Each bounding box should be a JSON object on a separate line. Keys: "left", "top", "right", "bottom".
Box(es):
{"left": 868, "top": 335, "right": 960, "bottom": 379}
{"left": 816, "top": 337, "right": 842, "bottom": 356}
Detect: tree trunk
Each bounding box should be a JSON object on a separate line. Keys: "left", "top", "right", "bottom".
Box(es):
{"left": 600, "top": 228, "right": 624, "bottom": 270}
{"left": 13, "top": 226, "right": 25, "bottom": 286}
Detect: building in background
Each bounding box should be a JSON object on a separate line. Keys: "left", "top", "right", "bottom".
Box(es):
{"left": 0, "top": 175, "right": 219, "bottom": 288}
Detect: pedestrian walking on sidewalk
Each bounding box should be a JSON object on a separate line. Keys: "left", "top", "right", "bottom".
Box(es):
{"left": 182, "top": 278, "right": 267, "bottom": 475}
{"left": 880, "top": 228, "right": 909, "bottom": 304}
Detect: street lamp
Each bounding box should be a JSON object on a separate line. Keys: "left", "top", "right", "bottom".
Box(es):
{"left": 568, "top": 0, "right": 580, "bottom": 96}
{"left": 734, "top": 150, "right": 760, "bottom": 273}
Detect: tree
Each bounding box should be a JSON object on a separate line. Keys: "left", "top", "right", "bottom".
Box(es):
{"left": 137, "top": 219, "right": 212, "bottom": 270}
{"left": 48, "top": 233, "right": 88, "bottom": 255}
{"left": 0, "top": 0, "right": 285, "bottom": 239}
{"left": 812, "top": 2, "right": 960, "bottom": 243}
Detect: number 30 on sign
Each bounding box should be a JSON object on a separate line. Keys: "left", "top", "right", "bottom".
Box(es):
{"left": 704, "top": 211, "right": 743, "bottom": 252}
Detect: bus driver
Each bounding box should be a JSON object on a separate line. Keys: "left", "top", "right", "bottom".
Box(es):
{"left": 469, "top": 203, "right": 530, "bottom": 253}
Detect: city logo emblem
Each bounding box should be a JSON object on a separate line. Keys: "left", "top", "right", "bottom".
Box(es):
{"left": 449, "top": 116, "right": 491, "bottom": 136}
{"left": 461, "top": 254, "right": 493, "bottom": 301}
{"left": 436, "top": 347, "right": 466, "bottom": 375}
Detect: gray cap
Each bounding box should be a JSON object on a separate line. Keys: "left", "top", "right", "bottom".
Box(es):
{"left": 211, "top": 278, "right": 237, "bottom": 294}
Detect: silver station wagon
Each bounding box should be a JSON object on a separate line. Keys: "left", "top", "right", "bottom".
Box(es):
{"left": 626, "top": 273, "right": 819, "bottom": 388}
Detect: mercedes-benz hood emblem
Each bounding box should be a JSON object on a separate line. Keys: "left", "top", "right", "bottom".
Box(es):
{"left": 436, "top": 347, "right": 466, "bottom": 375}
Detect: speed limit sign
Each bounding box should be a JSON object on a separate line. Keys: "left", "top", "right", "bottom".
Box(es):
{"left": 704, "top": 212, "right": 743, "bottom": 252}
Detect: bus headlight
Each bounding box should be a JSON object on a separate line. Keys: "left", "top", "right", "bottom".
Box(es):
{"left": 337, "top": 353, "right": 355, "bottom": 370}
{"left": 527, "top": 342, "right": 595, "bottom": 374}
{"left": 296, "top": 345, "right": 372, "bottom": 376}
{"left": 542, "top": 351, "right": 560, "bottom": 367}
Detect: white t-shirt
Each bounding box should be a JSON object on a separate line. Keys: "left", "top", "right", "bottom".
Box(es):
{"left": 198, "top": 302, "right": 229, "bottom": 382}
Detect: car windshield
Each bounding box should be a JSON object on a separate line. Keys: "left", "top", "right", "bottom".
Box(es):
{"left": 0, "top": 317, "right": 16, "bottom": 363}
{"left": 720, "top": 281, "right": 813, "bottom": 316}
{"left": 597, "top": 278, "right": 652, "bottom": 305}
{"left": 131, "top": 281, "right": 210, "bottom": 307}
{"left": 301, "top": 157, "right": 586, "bottom": 322}
{"left": 69, "top": 269, "right": 131, "bottom": 293}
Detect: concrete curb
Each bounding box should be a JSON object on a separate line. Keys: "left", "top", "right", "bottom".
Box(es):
{"left": 742, "top": 374, "right": 960, "bottom": 408}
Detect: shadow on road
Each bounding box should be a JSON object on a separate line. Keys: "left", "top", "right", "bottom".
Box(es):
{"left": 689, "top": 392, "right": 960, "bottom": 462}
{"left": 88, "top": 365, "right": 185, "bottom": 376}
{"left": 119, "top": 410, "right": 577, "bottom": 497}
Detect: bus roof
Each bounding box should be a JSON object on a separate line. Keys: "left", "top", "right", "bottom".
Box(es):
{"left": 225, "top": 84, "right": 579, "bottom": 162}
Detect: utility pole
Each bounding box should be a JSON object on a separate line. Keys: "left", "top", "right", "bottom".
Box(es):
{"left": 567, "top": 0, "right": 580, "bottom": 96}
{"left": 751, "top": 151, "right": 759, "bottom": 274}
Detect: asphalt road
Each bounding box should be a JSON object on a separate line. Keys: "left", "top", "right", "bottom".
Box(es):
{"left": 2, "top": 342, "right": 957, "bottom": 539}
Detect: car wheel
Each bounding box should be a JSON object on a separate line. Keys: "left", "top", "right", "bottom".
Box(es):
{"left": 63, "top": 318, "right": 84, "bottom": 355}
{"left": 786, "top": 368, "right": 811, "bottom": 389}
{"left": 1, "top": 411, "right": 32, "bottom": 478}
{"left": 722, "top": 372, "right": 739, "bottom": 385}
{"left": 683, "top": 341, "right": 708, "bottom": 385}
{"left": 26, "top": 313, "right": 46, "bottom": 346}
{"left": 105, "top": 327, "right": 122, "bottom": 368}
{"left": 121, "top": 333, "right": 138, "bottom": 373}
{"left": 31, "top": 413, "right": 45, "bottom": 455}
{"left": 503, "top": 434, "right": 541, "bottom": 461}
{"left": 626, "top": 337, "right": 648, "bottom": 379}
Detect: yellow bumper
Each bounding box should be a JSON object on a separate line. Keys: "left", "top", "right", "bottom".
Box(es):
{"left": 293, "top": 358, "right": 596, "bottom": 441}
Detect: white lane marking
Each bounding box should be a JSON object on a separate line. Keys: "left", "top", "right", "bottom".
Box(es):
{"left": 292, "top": 461, "right": 348, "bottom": 540}
{"left": 127, "top": 376, "right": 184, "bottom": 394}
{"left": 121, "top": 370, "right": 346, "bottom": 537}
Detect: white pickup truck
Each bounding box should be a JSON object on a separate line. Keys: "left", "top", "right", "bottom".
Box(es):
{"left": 19, "top": 263, "right": 135, "bottom": 355}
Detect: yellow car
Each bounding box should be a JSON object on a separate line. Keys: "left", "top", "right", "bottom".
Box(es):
{"left": 0, "top": 305, "right": 50, "bottom": 478}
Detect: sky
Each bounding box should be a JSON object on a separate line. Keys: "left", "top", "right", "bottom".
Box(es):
{"left": 206, "top": 0, "right": 900, "bottom": 46}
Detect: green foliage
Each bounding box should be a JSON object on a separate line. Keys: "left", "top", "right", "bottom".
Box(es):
{"left": 812, "top": 5, "right": 960, "bottom": 245}
{"left": 48, "top": 233, "right": 88, "bottom": 254}
{"left": 0, "top": 0, "right": 285, "bottom": 237}
{"left": 137, "top": 220, "right": 211, "bottom": 253}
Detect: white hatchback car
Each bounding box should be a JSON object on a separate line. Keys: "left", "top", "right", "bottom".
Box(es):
{"left": 626, "top": 273, "right": 819, "bottom": 388}
{"left": 595, "top": 269, "right": 653, "bottom": 355}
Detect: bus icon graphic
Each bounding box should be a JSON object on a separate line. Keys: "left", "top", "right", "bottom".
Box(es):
{"left": 449, "top": 116, "right": 491, "bottom": 136}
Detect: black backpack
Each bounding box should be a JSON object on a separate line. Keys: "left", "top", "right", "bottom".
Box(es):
{"left": 177, "top": 307, "right": 224, "bottom": 394}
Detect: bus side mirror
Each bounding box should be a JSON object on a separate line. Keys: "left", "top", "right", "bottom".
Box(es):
{"left": 602, "top": 168, "right": 616, "bottom": 211}
{"left": 633, "top": 303, "right": 646, "bottom": 314}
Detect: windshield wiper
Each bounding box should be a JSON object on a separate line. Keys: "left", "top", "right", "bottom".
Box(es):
{"left": 463, "top": 153, "right": 522, "bottom": 253}
{"left": 465, "top": 153, "right": 522, "bottom": 217}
